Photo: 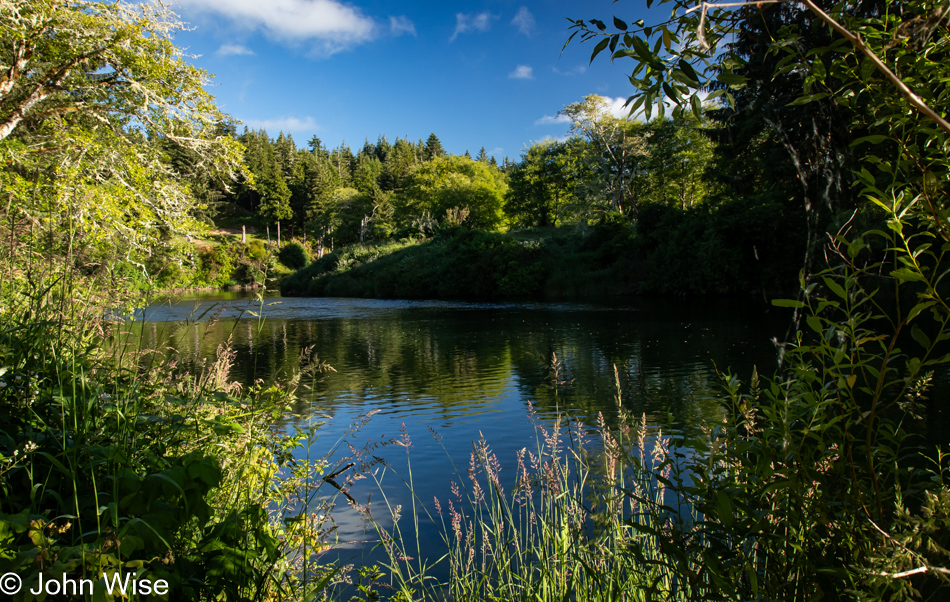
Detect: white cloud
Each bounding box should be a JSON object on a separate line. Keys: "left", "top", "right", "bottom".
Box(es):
{"left": 243, "top": 116, "right": 317, "bottom": 133}
{"left": 511, "top": 7, "right": 535, "bottom": 36}
{"left": 216, "top": 43, "right": 255, "bottom": 56}
{"left": 177, "top": 0, "right": 376, "bottom": 54}
{"left": 553, "top": 65, "right": 586, "bottom": 76}
{"left": 450, "top": 11, "right": 495, "bottom": 41}
{"left": 604, "top": 95, "right": 687, "bottom": 119}
{"left": 389, "top": 15, "right": 416, "bottom": 37}
{"left": 604, "top": 96, "right": 633, "bottom": 118}
{"left": 533, "top": 97, "right": 634, "bottom": 128}
{"left": 534, "top": 114, "right": 571, "bottom": 126}
{"left": 508, "top": 65, "right": 533, "bottom": 80}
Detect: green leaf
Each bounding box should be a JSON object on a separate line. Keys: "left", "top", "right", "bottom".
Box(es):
{"left": 717, "top": 72, "right": 748, "bottom": 86}
{"left": 908, "top": 356, "right": 922, "bottom": 375}
{"left": 891, "top": 267, "right": 923, "bottom": 283}
{"left": 613, "top": 16, "right": 628, "bottom": 31}
{"left": 304, "top": 567, "right": 342, "bottom": 602}
{"left": 690, "top": 93, "right": 702, "bottom": 119}
{"left": 715, "top": 491, "right": 735, "bottom": 528}
{"left": 677, "top": 59, "right": 701, "bottom": 86}
{"left": 822, "top": 277, "right": 847, "bottom": 300}
{"left": 851, "top": 134, "right": 893, "bottom": 146}
{"left": 590, "top": 38, "right": 610, "bottom": 64}
{"left": 907, "top": 301, "right": 936, "bottom": 322}
{"left": 631, "top": 35, "right": 655, "bottom": 66}
{"left": 911, "top": 323, "right": 932, "bottom": 349}
{"left": 787, "top": 93, "right": 829, "bottom": 106}
{"left": 772, "top": 298, "right": 805, "bottom": 308}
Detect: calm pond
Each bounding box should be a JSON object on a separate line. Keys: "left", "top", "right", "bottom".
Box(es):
{"left": 138, "top": 292, "right": 789, "bottom": 574}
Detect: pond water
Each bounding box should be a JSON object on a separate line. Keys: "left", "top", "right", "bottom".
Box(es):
{"left": 137, "top": 292, "right": 790, "bottom": 577}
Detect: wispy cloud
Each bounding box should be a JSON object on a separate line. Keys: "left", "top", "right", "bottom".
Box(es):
{"left": 389, "top": 15, "right": 416, "bottom": 37}
{"left": 216, "top": 43, "right": 255, "bottom": 56}
{"left": 177, "top": 0, "right": 376, "bottom": 55}
{"left": 509, "top": 65, "right": 533, "bottom": 80}
{"left": 553, "top": 65, "right": 586, "bottom": 76}
{"left": 511, "top": 7, "right": 535, "bottom": 36}
{"left": 535, "top": 114, "right": 572, "bottom": 126}
{"left": 243, "top": 116, "right": 317, "bottom": 133}
{"left": 450, "top": 11, "right": 495, "bottom": 41}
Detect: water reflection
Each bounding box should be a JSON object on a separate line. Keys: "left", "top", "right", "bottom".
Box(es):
{"left": 137, "top": 296, "right": 786, "bottom": 428}
{"left": 135, "top": 294, "right": 788, "bottom": 572}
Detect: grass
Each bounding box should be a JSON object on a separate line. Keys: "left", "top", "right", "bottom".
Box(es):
{"left": 0, "top": 272, "right": 367, "bottom": 600}
{"left": 280, "top": 225, "right": 640, "bottom": 300}
{"left": 366, "top": 364, "right": 697, "bottom": 602}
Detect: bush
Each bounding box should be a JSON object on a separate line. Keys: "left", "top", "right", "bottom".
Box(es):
{"left": 198, "top": 244, "right": 236, "bottom": 287}
{"left": 0, "top": 280, "right": 343, "bottom": 600}
{"left": 247, "top": 240, "right": 267, "bottom": 260}
{"left": 278, "top": 242, "right": 310, "bottom": 270}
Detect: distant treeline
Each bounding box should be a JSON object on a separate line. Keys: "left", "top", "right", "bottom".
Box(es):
{"left": 213, "top": 93, "right": 828, "bottom": 296}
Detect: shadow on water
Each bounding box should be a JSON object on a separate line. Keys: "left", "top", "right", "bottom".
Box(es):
{"left": 134, "top": 294, "right": 792, "bottom": 583}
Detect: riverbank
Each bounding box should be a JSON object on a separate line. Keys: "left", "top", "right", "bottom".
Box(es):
{"left": 281, "top": 213, "right": 802, "bottom": 300}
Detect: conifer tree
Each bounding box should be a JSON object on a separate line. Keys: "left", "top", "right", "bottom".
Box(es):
{"left": 424, "top": 133, "right": 445, "bottom": 160}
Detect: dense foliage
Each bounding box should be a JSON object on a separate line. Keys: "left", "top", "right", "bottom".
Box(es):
{"left": 281, "top": 225, "right": 640, "bottom": 299}
{"left": 0, "top": 3, "right": 348, "bottom": 600}
{"left": 563, "top": 0, "right": 950, "bottom": 597}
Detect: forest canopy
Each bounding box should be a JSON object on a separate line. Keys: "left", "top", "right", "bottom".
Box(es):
{"left": 0, "top": 0, "right": 243, "bottom": 287}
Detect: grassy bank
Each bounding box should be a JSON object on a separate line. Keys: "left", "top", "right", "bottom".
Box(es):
{"left": 281, "top": 203, "right": 805, "bottom": 301}
{"left": 280, "top": 224, "right": 641, "bottom": 300}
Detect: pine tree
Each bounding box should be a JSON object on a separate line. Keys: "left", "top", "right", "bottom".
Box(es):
{"left": 375, "top": 134, "right": 392, "bottom": 163}
{"left": 424, "top": 133, "right": 445, "bottom": 161}
{"left": 308, "top": 135, "right": 326, "bottom": 157}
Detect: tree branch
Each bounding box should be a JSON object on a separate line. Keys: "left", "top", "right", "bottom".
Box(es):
{"left": 796, "top": 0, "right": 950, "bottom": 136}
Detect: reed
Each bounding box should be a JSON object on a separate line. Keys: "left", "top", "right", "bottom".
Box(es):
{"left": 370, "top": 366, "right": 698, "bottom": 601}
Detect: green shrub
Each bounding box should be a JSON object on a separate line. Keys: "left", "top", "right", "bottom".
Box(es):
{"left": 247, "top": 240, "right": 267, "bottom": 260}
{"left": 279, "top": 241, "right": 310, "bottom": 270}
{"left": 198, "top": 244, "right": 236, "bottom": 287}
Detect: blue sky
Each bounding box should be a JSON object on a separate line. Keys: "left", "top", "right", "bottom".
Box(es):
{"left": 170, "top": 0, "right": 650, "bottom": 161}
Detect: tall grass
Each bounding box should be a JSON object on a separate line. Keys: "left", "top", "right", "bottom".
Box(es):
{"left": 371, "top": 367, "right": 697, "bottom": 601}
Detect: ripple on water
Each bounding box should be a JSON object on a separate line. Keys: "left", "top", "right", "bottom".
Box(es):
{"left": 137, "top": 294, "right": 789, "bottom": 574}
